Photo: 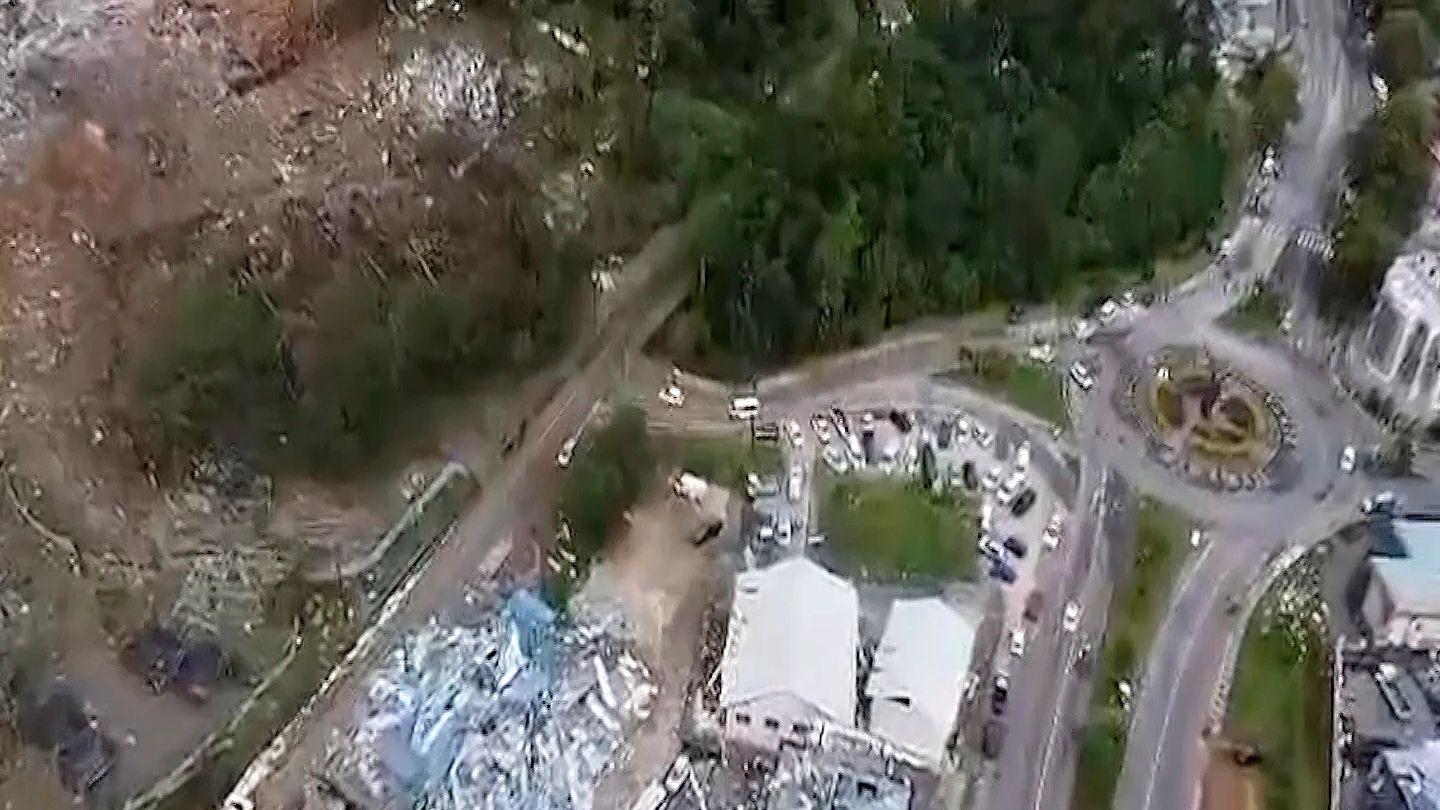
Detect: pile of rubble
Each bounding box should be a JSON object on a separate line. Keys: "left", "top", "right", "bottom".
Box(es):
{"left": 335, "top": 589, "right": 656, "bottom": 810}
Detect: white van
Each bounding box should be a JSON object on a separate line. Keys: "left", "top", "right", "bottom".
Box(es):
{"left": 729, "top": 395, "right": 761, "bottom": 420}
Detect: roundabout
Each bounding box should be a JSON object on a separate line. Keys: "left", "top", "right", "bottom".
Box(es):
{"left": 1119, "top": 346, "right": 1298, "bottom": 493}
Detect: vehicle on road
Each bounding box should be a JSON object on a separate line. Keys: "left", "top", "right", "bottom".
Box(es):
{"left": 822, "top": 445, "right": 850, "bottom": 475}
{"left": 990, "top": 559, "right": 1016, "bottom": 584}
{"left": 1069, "top": 361, "right": 1095, "bottom": 391}
{"left": 659, "top": 384, "right": 685, "bottom": 407}
{"left": 1340, "top": 445, "right": 1357, "bottom": 474}
{"left": 982, "top": 721, "right": 1006, "bottom": 760}
{"left": 1062, "top": 601, "right": 1080, "bottom": 633}
{"left": 991, "top": 673, "right": 1010, "bottom": 714}
{"left": 1011, "top": 488, "right": 1038, "bottom": 517}
{"left": 784, "top": 419, "right": 804, "bottom": 448}
{"left": 1003, "top": 535, "right": 1028, "bottom": 558}
{"left": 1362, "top": 491, "right": 1398, "bottom": 515}
{"left": 787, "top": 466, "right": 804, "bottom": 502}
{"left": 1009, "top": 627, "right": 1026, "bottom": 658}
{"left": 1015, "top": 441, "right": 1031, "bottom": 472}
{"left": 754, "top": 422, "right": 781, "bottom": 443}
{"left": 1042, "top": 513, "right": 1063, "bottom": 550}
{"left": 729, "top": 395, "right": 761, "bottom": 420}
{"left": 888, "top": 409, "right": 913, "bottom": 433}
{"left": 811, "top": 414, "right": 832, "bottom": 443}
{"left": 961, "top": 461, "right": 978, "bottom": 490}
{"left": 1023, "top": 591, "right": 1043, "bottom": 621}
{"left": 557, "top": 436, "right": 579, "bottom": 468}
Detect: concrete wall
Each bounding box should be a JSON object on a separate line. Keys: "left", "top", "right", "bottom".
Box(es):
{"left": 724, "top": 694, "right": 828, "bottom": 755}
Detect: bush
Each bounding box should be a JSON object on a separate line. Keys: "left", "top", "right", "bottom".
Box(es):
{"left": 560, "top": 402, "right": 656, "bottom": 564}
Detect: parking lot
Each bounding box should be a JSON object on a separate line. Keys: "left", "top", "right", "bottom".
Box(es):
{"left": 736, "top": 401, "right": 1071, "bottom": 663}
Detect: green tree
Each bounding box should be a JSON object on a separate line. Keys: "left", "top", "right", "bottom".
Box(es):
{"left": 1376, "top": 8, "right": 1435, "bottom": 89}
{"left": 559, "top": 402, "right": 656, "bottom": 563}
{"left": 1243, "top": 57, "right": 1301, "bottom": 147}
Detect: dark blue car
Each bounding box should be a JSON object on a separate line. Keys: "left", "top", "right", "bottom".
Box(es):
{"left": 989, "top": 560, "right": 1017, "bottom": 583}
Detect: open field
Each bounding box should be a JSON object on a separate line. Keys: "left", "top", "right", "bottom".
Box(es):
{"left": 819, "top": 478, "right": 979, "bottom": 583}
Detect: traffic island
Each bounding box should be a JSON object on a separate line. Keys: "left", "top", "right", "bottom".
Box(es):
{"left": 1202, "top": 552, "right": 1331, "bottom": 810}
{"left": 1120, "top": 345, "right": 1294, "bottom": 492}
{"left": 1072, "top": 499, "right": 1194, "bottom": 810}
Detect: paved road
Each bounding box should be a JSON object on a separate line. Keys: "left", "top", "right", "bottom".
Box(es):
{"left": 240, "top": 227, "right": 691, "bottom": 809}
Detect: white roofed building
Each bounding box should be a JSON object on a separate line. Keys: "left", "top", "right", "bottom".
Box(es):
{"left": 865, "top": 598, "right": 977, "bottom": 769}
{"left": 720, "top": 558, "right": 860, "bottom": 756}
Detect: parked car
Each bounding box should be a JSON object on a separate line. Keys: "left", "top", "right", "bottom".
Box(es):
{"left": 1069, "top": 361, "right": 1095, "bottom": 391}
{"left": 1042, "top": 513, "right": 1063, "bottom": 550}
{"left": 1011, "top": 488, "right": 1038, "bottom": 517}
{"left": 981, "top": 467, "right": 1002, "bottom": 492}
{"left": 784, "top": 419, "right": 804, "bottom": 448}
{"left": 1062, "top": 601, "right": 1081, "bottom": 633}
{"left": 1340, "top": 445, "right": 1357, "bottom": 474}
{"left": 787, "top": 466, "right": 804, "bottom": 502}
{"left": 973, "top": 424, "right": 995, "bottom": 448}
{"left": 888, "top": 408, "right": 913, "bottom": 433}
{"left": 1004, "top": 535, "right": 1028, "bottom": 558}
{"left": 1363, "top": 491, "right": 1399, "bottom": 515}
{"left": 1009, "top": 627, "right": 1027, "bottom": 657}
{"left": 830, "top": 407, "right": 852, "bottom": 437}
{"left": 811, "top": 414, "right": 832, "bottom": 443}
{"left": 822, "top": 444, "right": 850, "bottom": 474}
{"left": 557, "top": 436, "right": 578, "bottom": 468}
{"left": 961, "top": 461, "right": 979, "bottom": 490}
{"left": 990, "top": 560, "right": 1017, "bottom": 584}
{"left": 658, "top": 384, "right": 685, "bottom": 407}
{"left": 937, "top": 419, "right": 954, "bottom": 449}
{"left": 754, "top": 422, "right": 781, "bottom": 442}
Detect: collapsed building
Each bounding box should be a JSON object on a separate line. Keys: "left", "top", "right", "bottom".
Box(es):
{"left": 327, "top": 589, "right": 656, "bottom": 810}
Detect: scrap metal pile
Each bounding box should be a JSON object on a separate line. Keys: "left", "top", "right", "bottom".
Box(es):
{"left": 339, "top": 589, "right": 656, "bottom": 810}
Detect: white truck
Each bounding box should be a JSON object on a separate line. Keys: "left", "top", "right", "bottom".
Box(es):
{"left": 672, "top": 472, "right": 709, "bottom": 502}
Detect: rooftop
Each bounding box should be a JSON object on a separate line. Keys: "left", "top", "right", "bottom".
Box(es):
{"left": 1370, "top": 517, "right": 1440, "bottom": 617}
{"left": 1373, "top": 739, "right": 1440, "bottom": 810}
{"left": 721, "top": 558, "right": 860, "bottom": 726}
{"left": 865, "top": 597, "right": 977, "bottom": 767}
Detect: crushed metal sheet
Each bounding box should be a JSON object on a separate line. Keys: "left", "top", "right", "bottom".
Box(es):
{"left": 329, "top": 588, "right": 656, "bottom": 810}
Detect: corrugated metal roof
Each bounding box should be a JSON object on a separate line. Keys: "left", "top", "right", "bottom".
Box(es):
{"left": 865, "top": 598, "right": 976, "bottom": 767}
{"left": 1378, "top": 738, "right": 1440, "bottom": 810}
{"left": 720, "top": 558, "right": 859, "bottom": 726}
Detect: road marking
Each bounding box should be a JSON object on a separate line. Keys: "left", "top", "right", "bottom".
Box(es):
{"left": 1032, "top": 637, "right": 1075, "bottom": 810}
{"left": 1137, "top": 557, "right": 1229, "bottom": 810}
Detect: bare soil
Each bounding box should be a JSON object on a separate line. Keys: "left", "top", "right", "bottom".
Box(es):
{"left": 1200, "top": 739, "right": 1263, "bottom": 810}
{"left": 587, "top": 488, "right": 733, "bottom": 808}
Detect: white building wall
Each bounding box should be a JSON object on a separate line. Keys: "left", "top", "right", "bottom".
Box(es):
{"left": 724, "top": 693, "right": 827, "bottom": 755}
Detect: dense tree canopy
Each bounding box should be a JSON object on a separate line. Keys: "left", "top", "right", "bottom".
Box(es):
{"left": 626, "top": 0, "right": 1245, "bottom": 369}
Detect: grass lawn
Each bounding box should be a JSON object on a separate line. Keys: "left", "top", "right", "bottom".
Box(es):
{"left": 1073, "top": 499, "right": 1194, "bottom": 810}
{"left": 1226, "top": 557, "right": 1331, "bottom": 810}
{"left": 954, "top": 346, "right": 1069, "bottom": 426}
{"left": 672, "top": 437, "right": 783, "bottom": 489}
{"left": 820, "top": 478, "right": 979, "bottom": 582}
{"left": 1222, "top": 286, "right": 1287, "bottom": 337}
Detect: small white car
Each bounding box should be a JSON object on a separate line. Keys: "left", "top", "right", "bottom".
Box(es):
{"left": 955, "top": 415, "right": 972, "bottom": 441}
{"left": 1069, "top": 361, "right": 1095, "bottom": 391}
{"left": 1015, "top": 441, "right": 1031, "bottom": 472}
{"left": 1009, "top": 628, "right": 1027, "bottom": 658}
{"left": 1027, "top": 342, "right": 1055, "bottom": 364}
{"left": 1042, "top": 516, "right": 1062, "bottom": 551}
{"left": 1363, "top": 491, "right": 1398, "bottom": 514}
{"left": 1097, "top": 299, "right": 1119, "bottom": 323}
{"left": 1074, "top": 318, "right": 1097, "bottom": 341}
{"left": 777, "top": 516, "right": 792, "bottom": 546}
{"left": 557, "top": 436, "right": 578, "bottom": 468}
{"left": 658, "top": 384, "right": 685, "bottom": 407}
{"left": 811, "top": 414, "right": 832, "bottom": 443}
{"left": 785, "top": 419, "right": 804, "bottom": 448}
{"left": 974, "top": 425, "right": 995, "bottom": 449}
{"left": 822, "top": 444, "right": 850, "bottom": 475}
{"left": 787, "top": 466, "right": 804, "bottom": 502}
{"left": 981, "top": 467, "right": 1002, "bottom": 492}
{"left": 1062, "top": 602, "right": 1081, "bottom": 633}
{"left": 1340, "top": 446, "right": 1357, "bottom": 474}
